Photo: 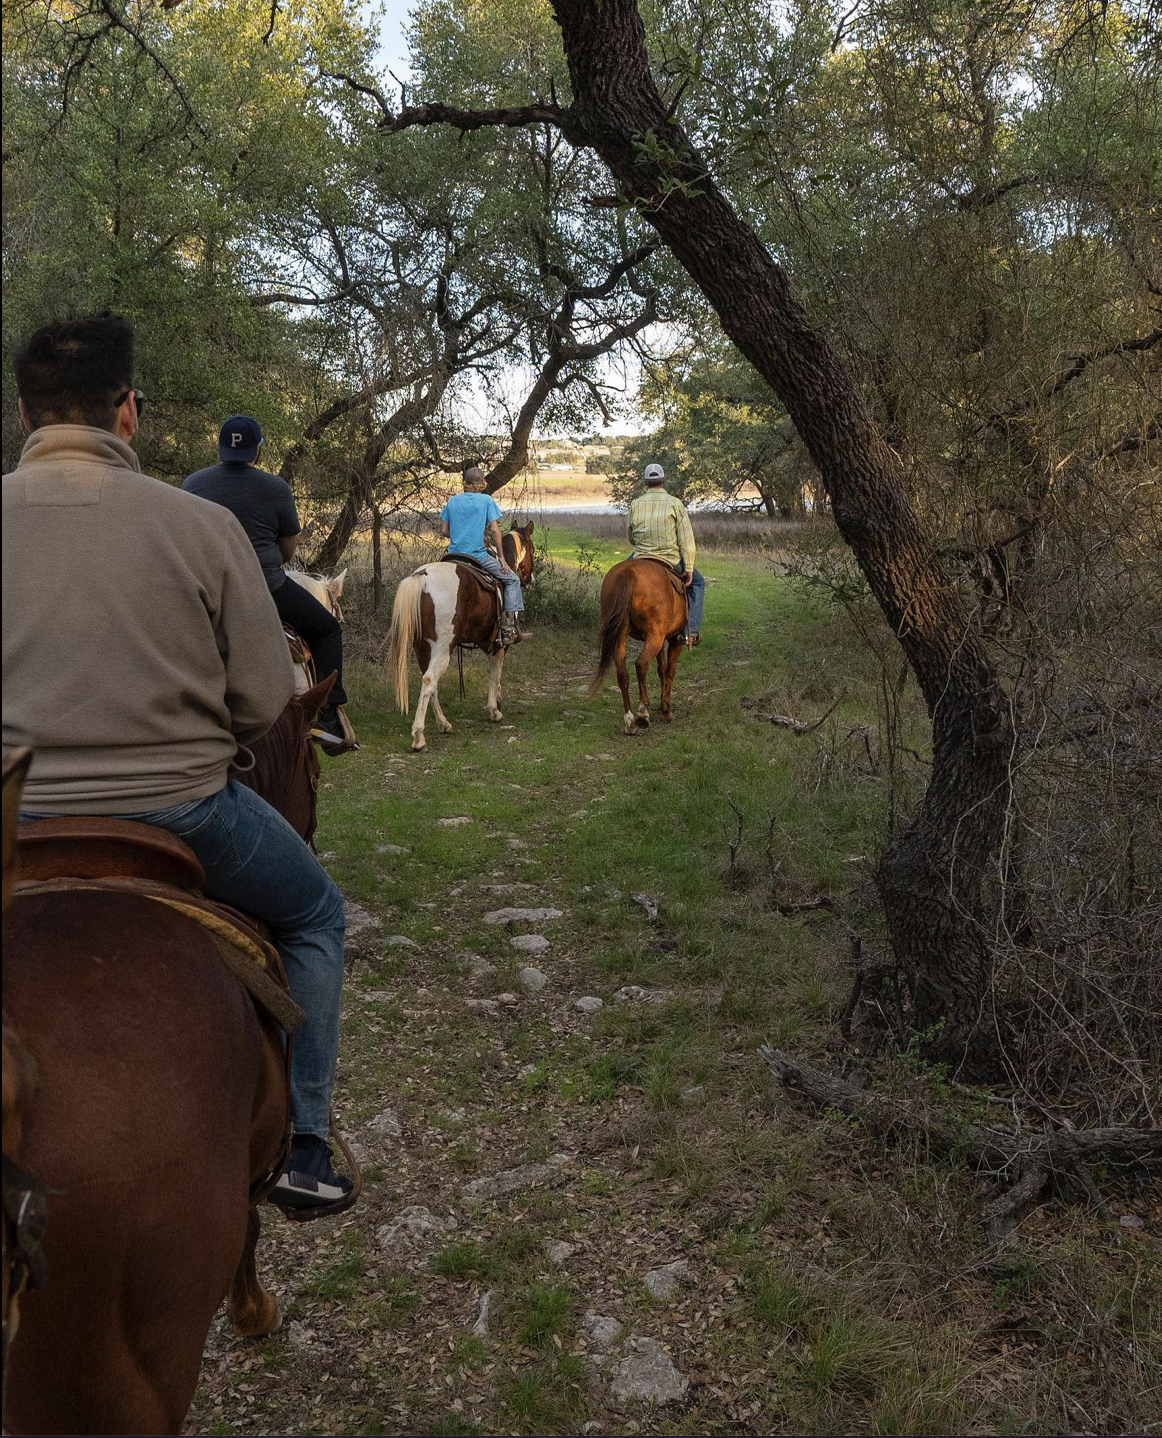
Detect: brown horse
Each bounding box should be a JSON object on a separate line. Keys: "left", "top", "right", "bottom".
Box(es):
{"left": 388, "top": 522, "right": 536, "bottom": 751}
{"left": 591, "top": 558, "right": 688, "bottom": 734}
{"left": 1, "top": 679, "right": 333, "bottom": 1435}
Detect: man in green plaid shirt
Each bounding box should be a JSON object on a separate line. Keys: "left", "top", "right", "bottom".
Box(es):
{"left": 627, "top": 462, "right": 706, "bottom": 645}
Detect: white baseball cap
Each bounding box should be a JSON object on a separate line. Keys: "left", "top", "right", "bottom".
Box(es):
{"left": 643, "top": 463, "right": 665, "bottom": 482}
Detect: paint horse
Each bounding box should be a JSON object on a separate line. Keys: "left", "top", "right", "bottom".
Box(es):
{"left": 282, "top": 567, "right": 347, "bottom": 697}
{"left": 1, "top": 678, "right": 338, "bottom": 1436}
{"left": 388, "top": 522, "right": 536, "bottom": 752}
{"left": 591, "top": 558, "right": 689, "bottom": 734}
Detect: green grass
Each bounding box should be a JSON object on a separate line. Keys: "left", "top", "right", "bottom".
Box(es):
{"left": 509, "top": 1281, "right": 574, "bottom": 1348}
{"left": 186, "top": 525, "right": 1150, "bottom": 1438}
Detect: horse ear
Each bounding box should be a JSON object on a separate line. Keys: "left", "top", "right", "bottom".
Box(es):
{"left": 327, "top": 568, "right": 347, "bottom": 598}
{"left": 295, "top": 672, "right": 338, "bottom": 728}
{"left": 524, "top": 520, "right": 534, "bottom": 535}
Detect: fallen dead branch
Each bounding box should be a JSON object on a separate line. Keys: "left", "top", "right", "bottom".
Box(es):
{"left": 740, "top": 692, "right": 844, "bottom": 733}
{"left": 758, "top": 1046, "right": 1161, "bottom": 1249}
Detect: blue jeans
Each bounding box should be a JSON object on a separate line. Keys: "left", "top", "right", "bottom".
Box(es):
{"left": 677, "top": 566, "right": 706, "bottom": 636}
{"left": 113, "top": 782, "right": 345, "bottom": 1138}
{"left": 475, "top": 552, "right": 524, "bottom": 613}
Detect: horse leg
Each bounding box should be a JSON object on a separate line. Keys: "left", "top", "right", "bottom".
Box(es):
{"left": 226, "top": 1206, "right": 281, "bottom": 1337}
{"left": 430, "top": 688, "right": 454, "bottom": 734}
{"left": 635, "top": 635, "right": 664, "bottom": 728}
{"left": 410, "top": 638, "right": 452, "bottom": 752}
{"left": 660, "top": 637, "right": 683, "bottom": 721}
{"left": 486, "top": 646, "right": 505, "bottom": 722}
{"left": 614, "top": 633, "right": 635, "bottom": 735}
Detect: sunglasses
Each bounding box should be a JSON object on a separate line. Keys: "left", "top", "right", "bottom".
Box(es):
{"left": 115, "top": 388, "right": 146, "bottom": 417}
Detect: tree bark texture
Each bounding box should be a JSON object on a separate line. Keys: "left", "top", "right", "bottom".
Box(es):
{"left": 546, "top": 0, "right": 1013, "bottom": 1063}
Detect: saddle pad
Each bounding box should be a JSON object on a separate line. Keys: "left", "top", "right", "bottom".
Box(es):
{"left": 441, "top": 554, "right": 502, "bottom": 594}
{"left": 18, "top": 817, "right": 205, "bottom": 889}
{"left": 12, "top": 875, "right": 305, "bottom": 1035}
{"left": 635, "top": 555, "right": 689, "bottom": 597}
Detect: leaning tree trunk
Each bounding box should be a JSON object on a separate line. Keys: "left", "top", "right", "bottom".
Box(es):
{"left": 550, "top": 0, "right": 1013, "bottom": 1063}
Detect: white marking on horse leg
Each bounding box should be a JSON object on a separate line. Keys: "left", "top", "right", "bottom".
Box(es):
{"left": 413, "top": 641, "right": 452, "bottom": 750}
{"left": 486, "top": 649, "right": 505, "bottom": 721}
{"left": 410, "top": 570, "right": 459, "bottom": 750}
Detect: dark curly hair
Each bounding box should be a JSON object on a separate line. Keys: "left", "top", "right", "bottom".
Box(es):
{"left": 13, "top": 312, "right": 135, "bottom": 430}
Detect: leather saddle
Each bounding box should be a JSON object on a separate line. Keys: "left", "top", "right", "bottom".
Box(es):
{"left": 441, "top": 552, "right": 503, "bottom": 598}
{"left": 15, "top": 817, "right": 302, "bottom": 1036}
{"left": 635, "top": 555, "right": 689, "bottom": 600}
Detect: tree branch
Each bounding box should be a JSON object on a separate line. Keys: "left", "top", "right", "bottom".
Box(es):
{"left": 380, "top": 100, "right": 583, "bottom": 144}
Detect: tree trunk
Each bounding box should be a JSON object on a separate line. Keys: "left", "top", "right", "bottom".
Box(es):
{"left": 371, "top": 504, "right": 383, "bottom": 611}
{"left": 309, "top": 389, "right": 441, "bottom": 572}
{"left": 551, "top": 0, "right": 1014, "bottom": 1064}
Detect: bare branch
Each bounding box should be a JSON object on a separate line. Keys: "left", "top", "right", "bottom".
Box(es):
{"left": 380, "top": 100, "right": 583, "bottom": 144}
{"left": 322, "top": 70, "right": 395, "bottom": 125}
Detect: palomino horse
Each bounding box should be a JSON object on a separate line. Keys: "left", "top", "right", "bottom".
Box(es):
{"left": 591, "top": 558, "right": 689, "bottom": 734}
{"left": 282, "top": 567, "right": 346, "bottom": 695}
{"left": 388, "top": 522, "right": 536, "bottom": 752}
{"left": 1, "top": 678, "right": 335, "bottom": 1436}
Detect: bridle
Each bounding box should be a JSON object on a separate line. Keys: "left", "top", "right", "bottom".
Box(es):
{"left": 1, "top": 1150, "right": 51, "bottom": 1385}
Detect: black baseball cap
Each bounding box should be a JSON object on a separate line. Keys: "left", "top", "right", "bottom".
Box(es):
{"left": 218, "top": 414, "right": 262, "bottom": 463}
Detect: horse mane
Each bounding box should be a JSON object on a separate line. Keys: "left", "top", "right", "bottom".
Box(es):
{"left": 501, "top": 532, "right": 518, "bottom": 566}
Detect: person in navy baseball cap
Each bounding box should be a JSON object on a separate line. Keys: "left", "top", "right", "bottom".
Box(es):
{"left": 185, "top": 413, "right": 355, "bottom": 753}
{"left": 218, "top": 414, "right": 263, "bottom": 464}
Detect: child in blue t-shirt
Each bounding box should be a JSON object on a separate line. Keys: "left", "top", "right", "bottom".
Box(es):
{"left": 439, "top": 468, "right": 531, "bottom": 643}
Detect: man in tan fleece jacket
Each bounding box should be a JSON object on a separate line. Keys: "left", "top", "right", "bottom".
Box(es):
{"left": 2, "top": 313, "right": 352, "bottom": 1210}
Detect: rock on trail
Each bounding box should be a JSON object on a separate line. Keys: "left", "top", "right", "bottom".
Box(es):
{"left": 581, "top": 1312, "right": 623, "bottom": 1350}
{"left": 510, "top": 934, "right": 550, "bottom": 953}
{"left": 518, "top": 966, "right": 549, "bottom": 992}
{"left": 366, "top": 1108, "right": 402, "bottom": 1140}
{"left": 609, "top": 1336, "right": 689, "bottom": 1406}
{"left": 483, "top": 907, "right": 563, "bottom": 925}
{"left": 574, "top": 996, "right": 604, "bottom": 1013}
{"left": 614, "top": 984, "right": 674, "bottom": 1005}
{"left": 375, "top": 1205, "right": 454, "bottom": 1257}
{"left": 460, "top": 1152, "right": 573, "bottom": 1205}
{"left": 643, "top": 1259, "right": 691, "bottom": 1299}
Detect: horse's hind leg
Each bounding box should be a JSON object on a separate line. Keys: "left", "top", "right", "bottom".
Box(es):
{"left": 486, "top": 647, "right": 505, "bottom": 722}
{"left": 227, "top": 1205, "right": 281, "bottom": 1337}
{"left": 430, "top": 684, "right": 454, "bottom": 734}
{"left": 614, "top": 633, "right": 635, "bottom": 735}
{"left": 635, "top": 635, "right": 664, "bottom": 727}
{"left": 660, "top": 638, "right": 683, "bottom": 720}
{"left": 411, "top": 639, "right": 452, "bottom": 752}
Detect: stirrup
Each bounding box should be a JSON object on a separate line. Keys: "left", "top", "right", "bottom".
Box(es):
{"left": 319, "top": 705, "right": 358, "bottom": 757}
{"left": 270, "top": 1121, "right": 363, "bottom": 1223}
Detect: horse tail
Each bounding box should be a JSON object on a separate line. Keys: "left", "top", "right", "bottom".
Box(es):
{"left": 590, "top": 569, "right": 634, "bottom": 694}
{"left": 389, "top": 574, "right": 425, "bottom": 713}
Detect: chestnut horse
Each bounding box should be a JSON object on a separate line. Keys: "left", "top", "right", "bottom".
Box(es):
{"left": 591, "top": 558, "right": 688, "bottom": 734}
{"left": 1, "top": 677, "right": 333, "bottom": 1436}
{"left": 388, "top": 522, "right": 536, "bottom": 752}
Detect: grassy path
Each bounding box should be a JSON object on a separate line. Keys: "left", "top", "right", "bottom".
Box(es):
{"left": 189, "top": 532, "right": 1153, "bottom": 1437}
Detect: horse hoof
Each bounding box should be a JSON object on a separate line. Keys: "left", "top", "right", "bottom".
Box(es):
{"left": 636, "top": 714, "right": 651, "bottom": 728}
{"left": 487, "top": 710, "right": 503, "bottom": 723}
{"left": 438, "top": 721, "right": 454, "bottom": 733}
{"left": 229, "top": 1296, "right": 281, "bottom": 1339}
{"left": 623, "top": 715, "right": 637, "bottom": 735}
{"left": 410, "top": 741, "right": 426, "bottom": 753}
